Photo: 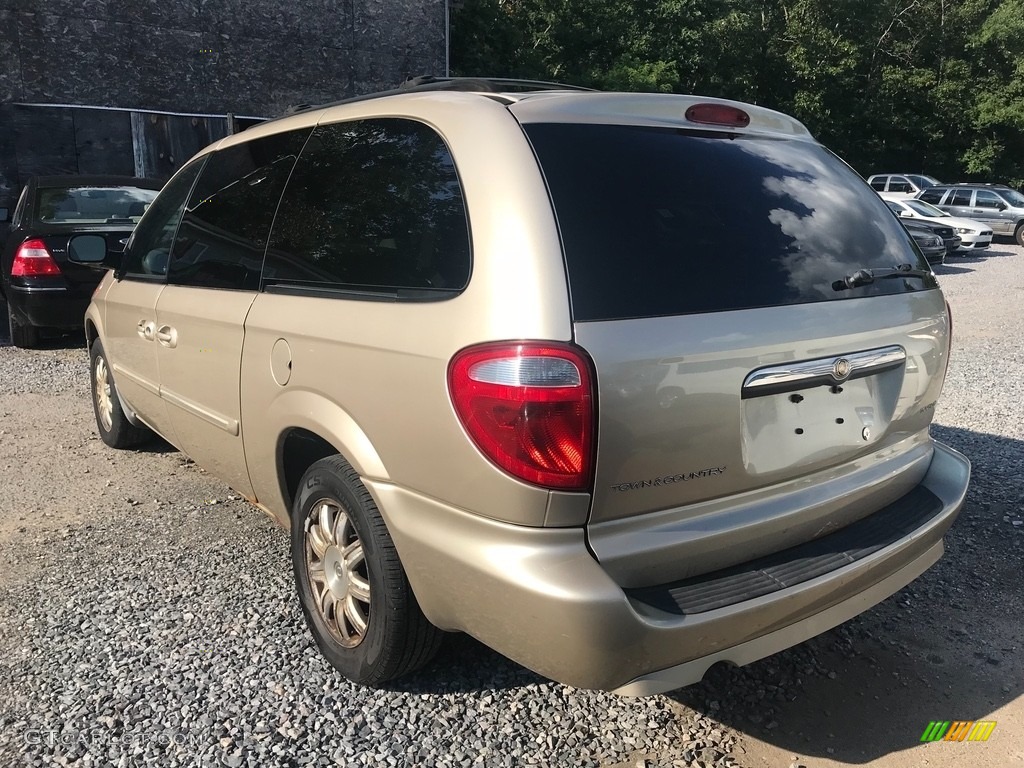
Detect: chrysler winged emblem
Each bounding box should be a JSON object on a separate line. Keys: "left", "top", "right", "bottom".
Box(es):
{"left": 831, "top": 357, "right": 852, "bottom": 382}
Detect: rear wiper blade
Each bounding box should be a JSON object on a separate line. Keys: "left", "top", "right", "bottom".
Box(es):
{"left": 832, "top": 264, "right": 932, "bottom": 291}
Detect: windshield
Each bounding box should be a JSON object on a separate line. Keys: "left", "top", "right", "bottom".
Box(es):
{"left": 1000, "top": 188, "right": 1024, "bottom": 207}
{"left": 905, "top": 199, "right": 947, "bottom": 217}
{"left": 35, "top": 186, "right": 158, "bottom": 224}
{"left": 907, "top": 175, "right": 939, "bottom": 188}
{"left": 525, "top": 123, "right": 935, "bottom": 322}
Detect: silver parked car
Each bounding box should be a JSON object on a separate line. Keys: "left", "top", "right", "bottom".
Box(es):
{"left": 918, "top": 184, "right": 1024, "bottom": 246}
{"left": 70, "top": 78, "right": 970, "bottom": 695}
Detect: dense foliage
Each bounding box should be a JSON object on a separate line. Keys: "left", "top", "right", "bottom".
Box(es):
{"left": 451, "top": 0, "right": 1024, "bottom": 186}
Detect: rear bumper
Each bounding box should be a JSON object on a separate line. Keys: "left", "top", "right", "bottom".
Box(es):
{"left": 369, "top": 440, "right": 969, "bottom": 695}
{"left": 6, "top": 284, "right": 93, "bottom": 328}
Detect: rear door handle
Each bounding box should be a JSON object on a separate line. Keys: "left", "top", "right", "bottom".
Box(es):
{"left": 156, "top": 325, "right": 177, "bottom": 349}
{"left": 137, "top": 320, "right": 156, "bottom": 341}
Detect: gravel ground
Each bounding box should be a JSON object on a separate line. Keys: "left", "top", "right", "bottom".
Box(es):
{"left": 0, "top": 244, "right": 1021, "bottom": 768}
{"left": 0, "top": 313, "right": 738, "bottom": 767}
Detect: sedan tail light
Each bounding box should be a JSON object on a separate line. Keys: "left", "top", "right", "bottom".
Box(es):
{"left": 11, "top": 239, "right": 62, "bottom": 276}
{"left": 448, "top": 342, "right": 595, "bottom": 491}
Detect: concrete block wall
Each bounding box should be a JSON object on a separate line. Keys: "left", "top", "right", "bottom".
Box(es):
{"left": 0, "top": 0, "right": 447, "bottom": 116}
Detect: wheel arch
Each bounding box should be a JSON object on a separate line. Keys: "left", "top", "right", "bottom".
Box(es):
{"left": 83, "top": 302, "right": 104, "bottom": 350}
{"left": 84, "top": 316, "right": 99, "bottom": 349}
{"left": 264, "top": 391, "right": 390, "bottom": 524}
{"left": 278, "top": 428, "right": 344, "bottom": 519}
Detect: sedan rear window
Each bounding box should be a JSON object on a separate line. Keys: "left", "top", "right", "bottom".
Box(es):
{"left": 36, "top": 186, "right": 158, "bottom": 224}
{"left": 524, "top": 124, "right": 935, "bottom": 322}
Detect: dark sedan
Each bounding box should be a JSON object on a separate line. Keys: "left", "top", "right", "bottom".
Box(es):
{"left": 903, "top": 219, "right": 946, "bottom": 266}
{"left": 1, "top": 175, "right": 162, "bottom": 347}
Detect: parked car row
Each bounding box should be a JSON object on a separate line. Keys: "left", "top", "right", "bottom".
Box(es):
{"left": 919, "top": 184, "right": 1024, "bottom": 246}
{"left": 881, "top": 196, "right": 993, "bottom": 254}
{"left": 869, "top": 172, "right": 1024, "bottom": 250}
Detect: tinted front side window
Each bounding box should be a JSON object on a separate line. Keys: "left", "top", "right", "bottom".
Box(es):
{"left": 974, "top": 190, "right": 1002, "bottom": 209}
{"left": 169, "top": 130, "right": 310, "bottom": 290}
{"left": 264, "top": 118, "right": 471, "bottom": 298}
{"left": 122, "top": 159, "right": 205, "bottom": 278}
{"left": 869, "top": 178, "right": 887, "bottom": 191}
{"left": 525, "top": 124, "right": 934, "bottom": 322}
{"left": 919, "top": 188, "right": 944, "bottom": 204}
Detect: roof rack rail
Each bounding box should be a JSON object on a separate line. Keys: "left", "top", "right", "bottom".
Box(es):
{"left": 951, "top": 182, "right": 1010, "bottom": 188}
{"left": 398, "top": 75, "right": 595, "bottom": 93}
{"left": 270, "top": 75, "right": 594, "bottom": 122}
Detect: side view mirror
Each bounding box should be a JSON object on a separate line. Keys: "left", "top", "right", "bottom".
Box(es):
{"left": 899, "top": 210, "right": 912, "bottom": 217}
{"left": 997, "top": 202, "right": 1007, "bottom": 211}
{"left": 69, "top": 234, "right": 121, "bottom": 270}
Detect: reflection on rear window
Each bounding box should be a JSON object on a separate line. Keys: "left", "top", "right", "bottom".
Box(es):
{"left": 525, "top": 124, "right": 936, "bottom": 322}
{"left": 36, "top": 186, "right": 158, "bottom": 224}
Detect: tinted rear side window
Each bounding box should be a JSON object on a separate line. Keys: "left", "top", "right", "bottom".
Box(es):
{"left": 263, "top": 118, "right": 471, "bottom": 298}
{"left": 169, "top": 130, "right": 309, "bottom": 290}
{"left": 525, "top": 124, "right": 934, "bottom": 322}
{"left": 950, "top": 189, "right": 973, "bottom": 206}
{"left": 975, "top": 190, "right": 1003, "bottom": 209}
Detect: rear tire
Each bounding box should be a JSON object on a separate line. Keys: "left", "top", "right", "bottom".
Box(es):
{"left": 1014, "top": 223, "right": 1024, "bottom": 248}
{"left": 90, "top": 339, "right": 151, "bottom": 448}
{"left": 7, "top": 303, "right": 39, "bottom": 348}
{"left": 291, "top": 455, "right": 443, "bottom": 685}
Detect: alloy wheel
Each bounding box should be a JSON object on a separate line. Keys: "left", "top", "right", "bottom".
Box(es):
{"left": 304, "top": 499, "right": 371, "bottom": 648}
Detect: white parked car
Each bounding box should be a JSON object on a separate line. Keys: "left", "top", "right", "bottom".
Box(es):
{"left": 868, "top": 173, "right": 941, "bottom": 198}
{"left": 880, "top": 194, "right": 993, "bottom": 253}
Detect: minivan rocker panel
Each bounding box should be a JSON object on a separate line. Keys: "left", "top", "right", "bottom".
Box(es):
{"left": 78, "top": 82, "right": 970, "bottom": 695}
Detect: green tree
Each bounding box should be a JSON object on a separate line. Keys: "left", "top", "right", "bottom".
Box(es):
{"left": 450, "top": 0, "right": 1024, "bottom": 185}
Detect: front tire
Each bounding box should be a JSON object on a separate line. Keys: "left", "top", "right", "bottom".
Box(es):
{"left": 291, "top": 455, "right": 442, "bottom": 685}
{"left": 90, "top": 339, "right": 151, "bottom": 448}
{"left": 7, "top": 303, "right": 39, "bottom": 348}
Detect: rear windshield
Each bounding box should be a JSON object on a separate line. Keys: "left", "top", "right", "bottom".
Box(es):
{"left": 35, "top": 186, "right": 158, "bottom": 225}
{"left": 904, "top": 199, "right": 946, "bottom": 217}
{"left": 524, "top": 124, "right": 936, "bottom": 322}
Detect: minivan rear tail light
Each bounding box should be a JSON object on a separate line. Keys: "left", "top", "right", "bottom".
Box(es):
{"left": 685, "top": 103, "right": 751, "bottom": 128}
{"left": 448, "top": 342, "right": 595, "bottom": 491}
{"left": 11, "top": 239, "right": 62, "bottom": 276}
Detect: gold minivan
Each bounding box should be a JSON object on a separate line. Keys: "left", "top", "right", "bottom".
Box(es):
{"left": 73, "top": 78, "right": 970, "bottom": 695}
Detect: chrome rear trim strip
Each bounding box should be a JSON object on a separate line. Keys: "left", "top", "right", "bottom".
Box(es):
{"left": 742, "top": 345, "right": 906, "bottom": 399}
